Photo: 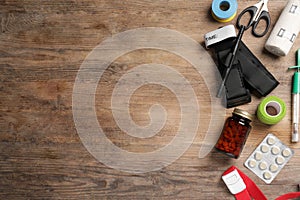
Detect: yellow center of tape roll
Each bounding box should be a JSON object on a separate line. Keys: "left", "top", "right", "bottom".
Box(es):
{"left": 257, "top": 96, "right": 286, "bottom": 125}
{"left": 211, "top": 11, "right": 237, "bottom": 23}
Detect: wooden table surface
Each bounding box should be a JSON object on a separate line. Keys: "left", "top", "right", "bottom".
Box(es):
{"left": 1, "top": 0, "right": 300, "bottom": 199}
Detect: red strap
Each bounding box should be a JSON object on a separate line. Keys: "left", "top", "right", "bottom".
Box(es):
{"left": 223, "top": 166, "right": 267, "bottom": 200}
{"left": 275, "top": 192, "right": 300, "bottom": 200}
{"left": 235, "top": 190, "right": 252, "bottom": 200}
{"left": 223, "top": 166, "right": 300, "bottom": 200}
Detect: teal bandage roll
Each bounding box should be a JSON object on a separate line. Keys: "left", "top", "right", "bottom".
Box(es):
{"left": 257, "top": 96, "right": 286, "bottom": 125}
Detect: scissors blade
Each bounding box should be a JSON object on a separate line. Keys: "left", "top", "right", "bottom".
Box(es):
{"left": 254, "top": 0, "right": 268, "bottom": 7}
{"left": 253, "top": 0, "right": 269, "bottom": 21}
{"left": 261, "top": 0, "right": 269, "bottom": 12}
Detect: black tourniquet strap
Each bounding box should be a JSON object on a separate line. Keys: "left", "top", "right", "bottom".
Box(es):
{"left": 210, "top": 37, "right": 279, "bottom": 108}
{"left": 237, "top": 40, "right": 279, "bottom": 96}
{"left": 211, "top": 38, "right": 251, "bottom": 108}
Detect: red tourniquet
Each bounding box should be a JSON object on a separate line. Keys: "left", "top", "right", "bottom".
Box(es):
{"left": 276, "top": 193, "right": 300, "bottom": 200}
{"left": 222, "top": 166, "right": 300, "bottom": 200}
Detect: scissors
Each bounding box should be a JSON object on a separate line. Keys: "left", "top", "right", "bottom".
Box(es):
{"left": 236, "top": 0, "right": 271, "bottom": 37}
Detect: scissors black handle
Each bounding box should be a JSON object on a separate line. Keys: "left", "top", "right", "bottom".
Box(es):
{"left": 252, "top": 10, "right": 271, "bottom": 37}
{"left": 237, "top": 6, "right": 271, "bottom": 37}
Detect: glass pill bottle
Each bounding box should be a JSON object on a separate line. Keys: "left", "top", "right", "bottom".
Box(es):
{"left": 215, "top": 108, "right": 254, "bottom": 159}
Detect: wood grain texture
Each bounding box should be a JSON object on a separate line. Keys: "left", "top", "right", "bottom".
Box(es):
{"left": 0, "top": 0, "right": 300, "bottom": 199}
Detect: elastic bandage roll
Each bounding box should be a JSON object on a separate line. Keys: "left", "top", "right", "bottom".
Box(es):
{"left": 265, "top": 0, "right": 300, "bottom": 56}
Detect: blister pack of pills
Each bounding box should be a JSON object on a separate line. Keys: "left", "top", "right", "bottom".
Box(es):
{"left": 244, "top": 133, "right": 294, "bottom": 184}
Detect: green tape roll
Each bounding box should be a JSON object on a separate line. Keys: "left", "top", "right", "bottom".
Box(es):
{"left": 257, "top": 96, "right": 286, "bottom": 125}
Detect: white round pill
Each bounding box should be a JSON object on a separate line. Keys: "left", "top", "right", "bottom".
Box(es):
{"left": 269, "top": 164, "right": 279, "bottom": 173}
{"left": 254, "top": 152, "right": 263, "bottom": 161}
{"left": 259, "top": 162, "right": 268, "bottom": 170}
{"left": 282, "top": 148, "right": 292, "bottom": 157}
{"left": 267, "top": 137, "right": 276, "bottom": 145}
{"left": 271, "top": 146, "right": 280, "bottom": 155}
{"left": 276, "top": 156, "right": 285, "bottom": 165}
{"left": 248, "top": 159, "right": 257, "bottom": 168}
{"left": 261, "top": 144, "right": 269, "bottom": 153}
{"left": 263, "top": 171, "right": 272, "bottom": 180}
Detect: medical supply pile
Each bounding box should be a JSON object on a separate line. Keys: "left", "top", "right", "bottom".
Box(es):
{"left": 204, "top": 0, "right": 300, "bottom": 199}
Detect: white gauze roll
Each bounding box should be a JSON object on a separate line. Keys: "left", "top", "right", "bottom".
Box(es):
{"left": 265, "top": 0, "right": 300, "bottom": 56}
